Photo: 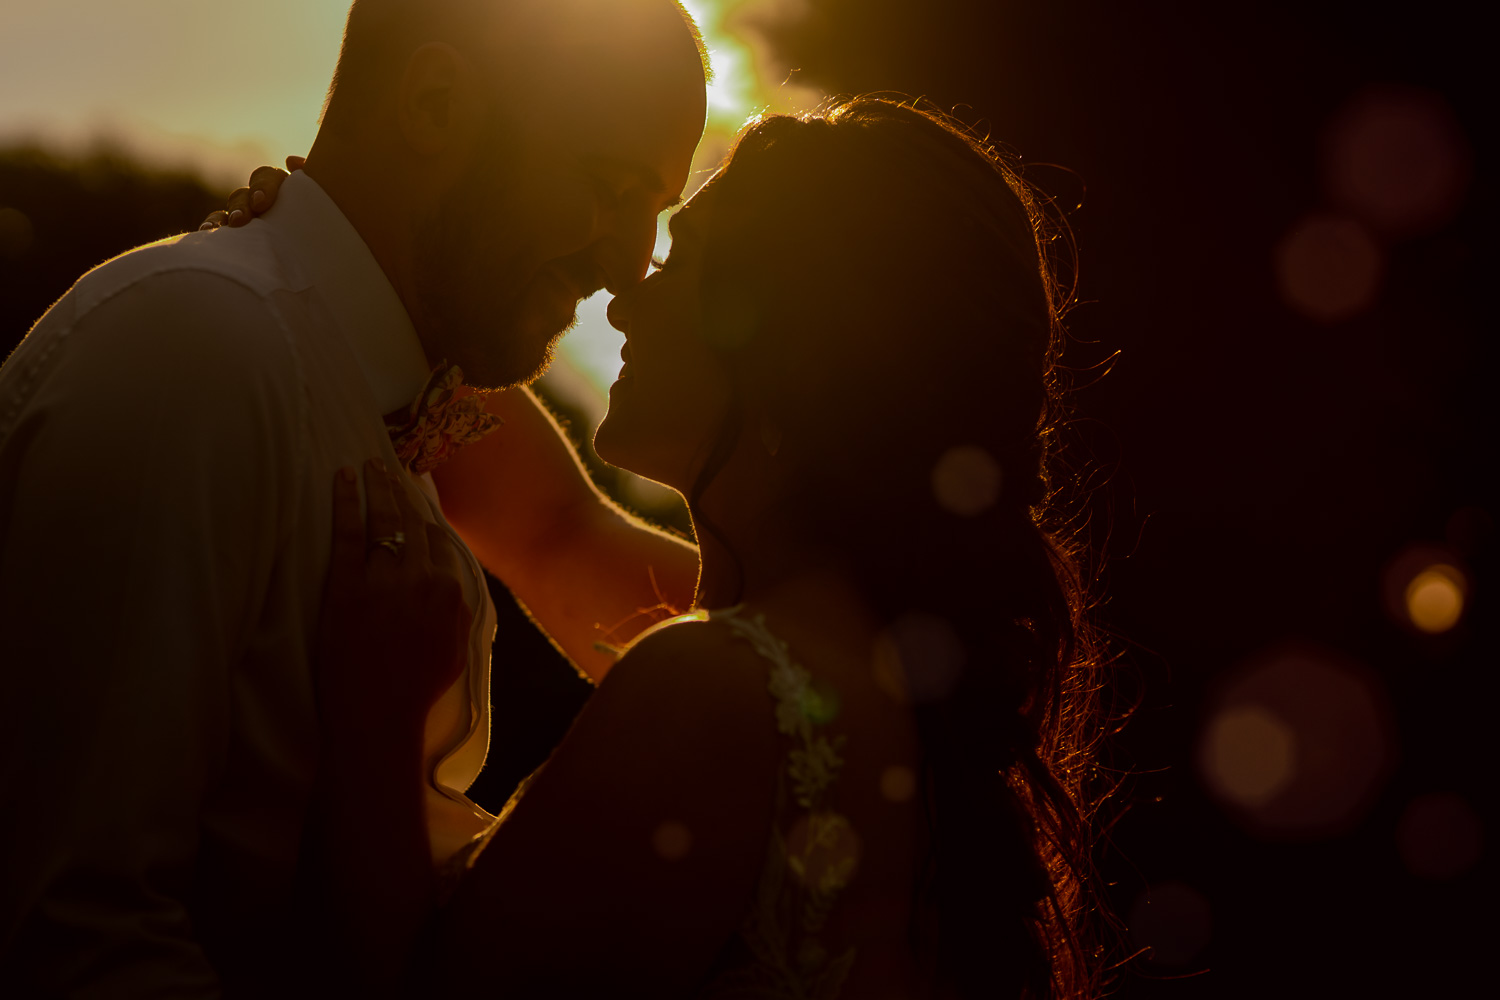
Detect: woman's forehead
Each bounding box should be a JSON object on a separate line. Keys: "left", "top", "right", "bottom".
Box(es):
{"left": 671, "top": 172, "right": 727, "bottom": 240}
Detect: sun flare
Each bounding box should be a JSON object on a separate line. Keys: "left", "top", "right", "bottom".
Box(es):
{"left": 552, "top": 0, "right": 822, "bottom": 420}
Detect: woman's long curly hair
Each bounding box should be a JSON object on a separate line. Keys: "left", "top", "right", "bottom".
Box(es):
{"left": 686, "top": 96, "right": 1113, "bottom": 998}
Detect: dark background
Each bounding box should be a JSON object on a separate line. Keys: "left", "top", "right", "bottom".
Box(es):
{"left": 1, "top": 1, "right": 1489, "bottom": 995}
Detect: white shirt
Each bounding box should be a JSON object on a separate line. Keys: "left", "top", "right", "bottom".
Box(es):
{"left": 0, "top": 172, "right": 496, "bottom": 996}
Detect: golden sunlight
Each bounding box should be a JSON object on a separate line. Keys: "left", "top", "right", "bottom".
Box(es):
{"left": 550, "top": 1, "right": 822, "bottom": 421}
{"left": 682, "top": 1, "right": 824, "bottom": 132}
{"left": 1200, "top": 704, "right": 1298, "bottom": 809}
{"left": 0, "top": 0, "right": 819, "bottom": 480}
{"left": 683, "top": 1, "right": 759, "bottom": 128}
{"left": 652, "top": 820, "right": 695, "bottom": 860}
{"left": 1403, "top": 564, "right": 1465, "bottom": 634}
{"left": 879, "top": 765, "right": 917, "bottom": 804}
{"left": 1202, "top": 648, "right": 1393, "bottom": 838}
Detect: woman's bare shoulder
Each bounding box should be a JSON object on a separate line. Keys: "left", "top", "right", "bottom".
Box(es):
{"left": 438, "top": 614, "right": 781, "bottom": 989}
{"left": 603, "top": 612, "right": 770, "bottom": 705}
{"left": 502, "top": 613, "right": 779, "bottom": 828}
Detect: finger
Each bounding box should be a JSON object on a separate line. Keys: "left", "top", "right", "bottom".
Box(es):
{"left": 248, "top": 164, "right": 288, "bottom": 214}
{"left": 328, "top": 466, "right": 365, "bottom": 584}
{"left": 199, "top": 209, "right": 229, "bottom": 232}
{"left": 363, "top": 458, "right": 403, "bottom": 566}
{"left": 225, "top": 186, "right": 253, "bottom": 226}
{"left": 286, "top": 155, "right": 307, "bottom": 173}
{"left": 249, "top": 164, "right": 285, "bottom": 188}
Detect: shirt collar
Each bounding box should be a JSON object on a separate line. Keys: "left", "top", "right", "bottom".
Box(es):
{"left": 260, "top": 171, "right": 431, "bottom": 415}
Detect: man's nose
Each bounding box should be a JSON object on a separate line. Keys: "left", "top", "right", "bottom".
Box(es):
{"left": 599, "top": 212, "right": 659, "bottom": 296}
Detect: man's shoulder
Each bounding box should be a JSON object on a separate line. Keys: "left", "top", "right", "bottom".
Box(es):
{"left": 39, "top": 223, "right": 310, "bottom": 380}
{"left": 3, "top": 225, "right": 309, "bottom": 423}
{"left": 67, "top": 223, "right": 296, "bottom": 318}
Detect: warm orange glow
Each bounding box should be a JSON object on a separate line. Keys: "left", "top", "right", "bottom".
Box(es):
{"left": 1323, "top": 87, "right": 1472, "bottom": 236}
{"left": 870, "top": 632, "right": 910, "bottom": 705}
{"left": 1403, "top": 564, "right": 1465, "bottom": 634}
{"left": 1200, "top": 646, "right": 1393, "bottom": 837}
{"left": 549, "top": 1, "right": 822, "bottom": 410}
{"left": 1396, "top": 792, "right": 1482, "bottom": 879}
{"left": 681, "top": 1, "right": 756, "bottom": 130}
{"left": 1274, "top": 214, "right": 1382, "bottom": 322}
{"left": 652, "top": 820, "right": 694, "bottom": 861}
{"left": 930, "top": 444, "right": 1002, "bottom": 516}
{"left": 681, "top": 1, "right": 824, "bottom": 132}
{"left": 879, "top": 765, "right": 917, "bottom": 803}
{"left": 1201, "top": 704, "right": 1297, "bottom": 808}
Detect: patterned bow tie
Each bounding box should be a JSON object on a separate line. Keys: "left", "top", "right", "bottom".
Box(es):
{"left": 385, "top": 362, "right": 502, "bottom": 475}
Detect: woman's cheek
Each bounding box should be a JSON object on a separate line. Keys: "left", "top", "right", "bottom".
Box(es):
{"left": 672, "top": 354, "right": 734, "bottom": 446}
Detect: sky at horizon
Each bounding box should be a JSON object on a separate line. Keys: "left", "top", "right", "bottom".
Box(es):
{"left": 1, "top": 1, "right": 348, "bottom": 184}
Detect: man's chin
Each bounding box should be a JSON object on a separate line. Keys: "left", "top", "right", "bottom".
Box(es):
{"left": 428, "top": 280, "right": 578, "bottom": 390}
{"left": 452, "top": 329, "right": 566, "bottom": 392}
{"left": 498, "top": 302, "right": 578, "bottom": 387}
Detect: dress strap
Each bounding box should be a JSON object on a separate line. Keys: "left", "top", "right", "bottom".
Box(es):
{"left": 704, "top": 606, "right": 858, "bottom": 998}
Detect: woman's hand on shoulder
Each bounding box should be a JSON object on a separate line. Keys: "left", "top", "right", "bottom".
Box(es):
{"left": 315, "top": 458, "right": 472, "bottom": 748}
{"left": 199, "top": 155, "right": 305, "bottom": 231}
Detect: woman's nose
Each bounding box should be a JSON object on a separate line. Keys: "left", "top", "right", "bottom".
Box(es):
{"left": 606, "top": 289, "right": 632, "bottom": 334}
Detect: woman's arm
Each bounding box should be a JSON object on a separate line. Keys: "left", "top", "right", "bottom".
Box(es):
{"left": 308, "top": 462, "right": 778, "bottom": 992}
{"left": 432, "top": 619, "right": 781, "bottom": 993}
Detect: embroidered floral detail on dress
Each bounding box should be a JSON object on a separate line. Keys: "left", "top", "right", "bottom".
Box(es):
{"left": 384, "top": 361, "right": 502, "bottom": 475}
{"left": 705, "top": 608, "right": 858, "bottom": 999}
{"left": 788, "top": 739, "right": 845, "bottom": 812}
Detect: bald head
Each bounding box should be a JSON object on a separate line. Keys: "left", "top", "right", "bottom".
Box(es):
{"left": 300, "top": 0, "right": 709, "bottom": 390}
{"left": 321, "top": 0, "right": 709, "bottom": 137}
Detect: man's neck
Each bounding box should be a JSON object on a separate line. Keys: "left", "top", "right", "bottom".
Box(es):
{"left": 302, "top": 136, "right": 431, "bottom": 364}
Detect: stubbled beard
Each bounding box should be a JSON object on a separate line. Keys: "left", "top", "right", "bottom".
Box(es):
{"left": 411, "top": 128, "right": 565, "bottom": 391}
{"left": 413, "top": 224, "right": 565, "bottom": 390}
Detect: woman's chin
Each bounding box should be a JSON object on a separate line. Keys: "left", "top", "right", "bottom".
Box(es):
{"left": 592, "top": 411, "right": 641, "bottom": 476}
{"left": 593, "top": 416, "right": 686, "bottom": 494}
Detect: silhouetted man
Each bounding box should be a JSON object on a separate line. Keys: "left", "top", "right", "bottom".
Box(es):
{"left": 0, "top": 1, "right": 706, "bottom": 993}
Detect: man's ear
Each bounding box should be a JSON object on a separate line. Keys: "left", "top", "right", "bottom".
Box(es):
{"left": 397, "top": 43, "right": 484, "bottom": 156}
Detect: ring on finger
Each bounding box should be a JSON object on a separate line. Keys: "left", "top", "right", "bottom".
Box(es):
{"left": 369, "top": 531, "right": 406, "bottom": 556}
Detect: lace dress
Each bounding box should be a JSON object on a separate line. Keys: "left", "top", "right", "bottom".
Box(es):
{"left": 697, "top": 606, "right": 859, "bottom": 999}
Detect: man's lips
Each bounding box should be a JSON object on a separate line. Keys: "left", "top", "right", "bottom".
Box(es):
{"left": 551, "top": 259, "right": 607, "bottom": 302}
{"left": 543, "top": 269, "right": 580, "bottom": 304}
{"left": 536, "top": 258, "right": 604, "bottom": 314}
{"left": 530, "top": 270, "right": 585, "bottom": 333}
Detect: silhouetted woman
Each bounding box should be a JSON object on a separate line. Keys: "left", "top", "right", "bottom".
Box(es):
{"left": 316, "top": 97, "right": 1109, "bottom": 998}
